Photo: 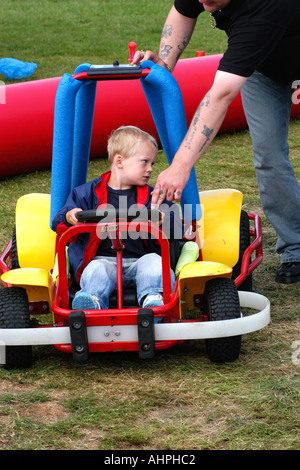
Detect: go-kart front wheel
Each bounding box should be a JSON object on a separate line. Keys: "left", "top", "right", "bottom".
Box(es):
{"left": 204, "top": 278, "right": 241, "bottom": 363}
{"left": 0, "top": 286, "right": 32, "bottom": 369}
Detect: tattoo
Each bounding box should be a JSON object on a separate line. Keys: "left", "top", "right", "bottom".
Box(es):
{"left": 161, "top": 26, "right": 189, "bottom": 62}
{"left": 177, "top": 35, "right": 189, "bottom": 54}
{"left": 162, "top": 24, "right": 173, "bottom": 38}
{"left": 184, "top": 92, "right": 211, "bottom": 150}
{"left": 202, "top": 92, "right": 210, "bottom": 107}
{"left": 199, "top": 125, "right": 214, "bottom": 153}
{"left": 176, "top": 190, "right": 182, "bottom": 196}
{"left": 160, "top": 43, "right": 172, "bottom": 60}
{"left": 184, "top": 106, "right": 201, "bottom": 150}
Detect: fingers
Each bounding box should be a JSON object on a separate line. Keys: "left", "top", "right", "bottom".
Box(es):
{"left": 173, "top": 189, "right": 182, "bottom": 201}
{"left": 164, "top": 188, "right": 182, "bottom": 202}
{"left": 132, "top": 50, "right": 158, "bottom": 65}
{"left": 151, "top": 188, "right": 165, "bottom": 209}
{"left": 159, "top": 210, "right": 165, "bottom": 225}
{"left": 132, "top": 50, "right": 144, "bottom": 65}
{"left": 151, "top": 186, "right": 182, "bottom": 209}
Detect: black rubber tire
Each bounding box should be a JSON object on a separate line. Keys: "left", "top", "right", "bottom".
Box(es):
{"left": 0, "top": 286, "right": 33, "bottom": 369}
{"left": 204, "top": 278, "right": 241, "bottom": 363}
{"left": 232, "top": 210, "right": 253, "bottom": 292}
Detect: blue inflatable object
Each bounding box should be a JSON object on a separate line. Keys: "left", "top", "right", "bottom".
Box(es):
{"left": 50, "top": 61, "right": 201, "bottom": 225}
{"left": 0, "top": 58, "right": 37, "bottom": 80}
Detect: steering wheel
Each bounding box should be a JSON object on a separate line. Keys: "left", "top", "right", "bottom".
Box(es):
{"left": 75, "top": 208, "right": 162, "bottom": 223}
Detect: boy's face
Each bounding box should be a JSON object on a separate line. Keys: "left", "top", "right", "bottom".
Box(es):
{"left": 119, "top": 141, "right": 157, "bottom": 187}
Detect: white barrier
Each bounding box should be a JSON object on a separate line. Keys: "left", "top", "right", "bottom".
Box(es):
{"left": 0, "top": 292, "right": 270, "bottom": 354}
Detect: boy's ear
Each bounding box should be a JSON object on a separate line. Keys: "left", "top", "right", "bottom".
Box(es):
{"left": 113, "top": 153, "right": 123, "bottom": 169}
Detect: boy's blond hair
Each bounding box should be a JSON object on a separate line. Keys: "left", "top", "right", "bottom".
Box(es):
{"left": 107, "top": 126, "right": 158, "bottom": 165}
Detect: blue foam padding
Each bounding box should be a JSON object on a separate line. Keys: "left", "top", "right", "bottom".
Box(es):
{"left": 0, "top": 58, "right": 37, "bottom": 80}
{"left": 50, "top": 73, "right": 83, "bottom": 224}
{"left": 140, "top": 61, "right": 201, "bottom": 222}
{"left": 74, "top": 63, "right": 92, "bottom": 75}
{"left": 71, "top": 80, "right": 97, "bottom": 188}
{"left": 72, "top": 66, "right": 96, "bottom": 188}
{"left": 50, "top": 64, "right": 97, "bottom": 226}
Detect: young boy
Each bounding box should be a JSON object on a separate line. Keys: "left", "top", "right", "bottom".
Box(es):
{"left": 52, "top": 126, "right": 181, "bottom": 311}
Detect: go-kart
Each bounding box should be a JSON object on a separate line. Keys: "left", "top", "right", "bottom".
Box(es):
{"left": 0, "top": 46, "right": 270, "bottom": 369}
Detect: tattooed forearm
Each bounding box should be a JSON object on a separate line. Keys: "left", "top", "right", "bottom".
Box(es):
{"left": 183, "top": 93, "right": 211, "bottom": 150}
{"left": 161, "top": 25, "right": 190, "bottom": 62}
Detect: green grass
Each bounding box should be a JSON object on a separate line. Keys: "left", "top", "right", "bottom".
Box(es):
{"left": 0, "top": 0, "right": 299, "bottom": 452}
{"left": 1, "top": 0, "right": 226, "bottom": 81}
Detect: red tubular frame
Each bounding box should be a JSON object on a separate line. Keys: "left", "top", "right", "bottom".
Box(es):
{"left": 234, "top": 213, "right": 263, "bottom": 288}
{"left": 0, "top": 240, "right": 12, "bottom": 287}
{"left": 72, "top": 69, "right": 150, "bottom": 82}
{"left": 52, "top": 220, "right": 174, "bottom": 322}
{"left": 51, "top": 219, "right": 180, "bottom": 353}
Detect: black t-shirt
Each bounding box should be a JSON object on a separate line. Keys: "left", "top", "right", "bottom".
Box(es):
{"left": 174, "top": 0, "right": 300, "bottom": 85}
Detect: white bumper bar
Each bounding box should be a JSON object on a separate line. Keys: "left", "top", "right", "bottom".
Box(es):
{"left": 0, "top": 292, "right": 270, "bottom": 347}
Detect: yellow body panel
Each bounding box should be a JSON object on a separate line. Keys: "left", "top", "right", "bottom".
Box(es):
{"left": 178, "top": 261, "right": 232, "bottom": 317}
{"left": 1, "top": 268, "right": 54, "bottom": 304}
{"left": 198, "top": 189, "right": 243, "bottom": 267}
{"left": 15, "top": 193, "right": 56, "bottom": 271}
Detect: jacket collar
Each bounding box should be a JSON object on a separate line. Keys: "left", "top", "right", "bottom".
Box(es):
{"left": 95, "top": 171, "right": 150, "bottom": 208}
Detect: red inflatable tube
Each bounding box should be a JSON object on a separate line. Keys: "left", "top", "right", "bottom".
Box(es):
{"left": 1, "top": 54, "right": 299, "bottom": 179}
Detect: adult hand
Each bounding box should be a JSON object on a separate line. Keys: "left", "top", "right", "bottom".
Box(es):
{"left": 132, "top": 50, "right": 171, "bottom": 71}
{"left": 151, "top": 163, "right": 191, "bottom": 209}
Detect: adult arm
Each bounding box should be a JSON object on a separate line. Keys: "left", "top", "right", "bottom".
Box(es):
{"left": 132, "top": 6, "right": 197, "bottom": 72}
{"left": 151, "top": 70, "right": 247, "bottom": 206}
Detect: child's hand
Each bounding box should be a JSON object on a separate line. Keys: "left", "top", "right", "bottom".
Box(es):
{"left": 153, "top": 210, "right": 165, "bottom": 226}
{"left": 66, "top": 208, "right": 82, "bottom": 225}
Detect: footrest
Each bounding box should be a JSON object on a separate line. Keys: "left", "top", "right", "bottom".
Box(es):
{"left": 69, "top": 311, "right": 89, "bottom": 361}
{"left": 137, "top": 308, "right": 155, "bottom": 359}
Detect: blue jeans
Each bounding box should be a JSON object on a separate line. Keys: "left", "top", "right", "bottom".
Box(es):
{"left": 241, "top": 71, "right": 300, "bottom": 262}
{"left": 75, "top": 253, "right": 175, "bottom": 309}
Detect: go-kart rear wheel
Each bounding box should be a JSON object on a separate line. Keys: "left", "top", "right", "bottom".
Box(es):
{"left": 0, "top": 286, "right": 32, "bottom": 369}
{"left": 204, "top": 278, "right": 241, "bottom": 363}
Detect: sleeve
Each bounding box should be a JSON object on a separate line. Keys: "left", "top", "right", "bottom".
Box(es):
{"left": 51, "top": 189, "right": 80, "bottom": 234}
{"left": 218, "top": 20, "right": 288, "bottom": 78}
{"left": 174, "top": 0, "right": 203, "bottom": 18}
{"left": 51, "top": 182, "right": 96, "bottom": 234}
